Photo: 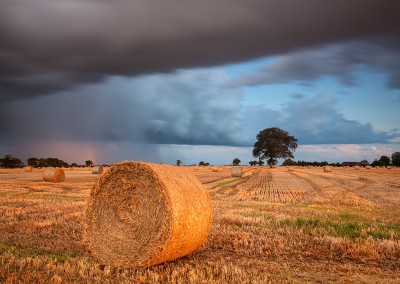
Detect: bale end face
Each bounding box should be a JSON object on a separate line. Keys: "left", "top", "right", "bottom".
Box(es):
{"left": 84, "top": 161, "right": 212, "bottom": 268}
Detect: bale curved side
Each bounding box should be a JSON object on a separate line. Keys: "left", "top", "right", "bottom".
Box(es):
{"left": 91, "top": 166, "right": 103, "bottom": 174}
{"left": 42, "top": 167, "right": 65, "bottom": 182}
{"left": 24, "top": 166, "right": 33, "bottom": 172}
{"left": 231, "top": 167, "right": 243, "bottom": 177}
{"left": 84, "top": 161, "right": 212, "bottom": 268}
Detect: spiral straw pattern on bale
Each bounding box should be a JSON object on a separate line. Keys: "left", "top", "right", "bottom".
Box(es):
{"left": 42, "top": 167, "right": 65, "bottom": 182}
{"left": 84, "top": 161, "right": 213, "bottom": 268}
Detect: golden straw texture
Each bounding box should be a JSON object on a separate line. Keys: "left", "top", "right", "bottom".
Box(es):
{"left": 84, "top": 161, "right": 212, "bottom": 268}
{"left": 42, "top": 167, "right": 65, "bottom": 182}
{"left": 231, "top": 167, "right": 243, "bottom": 177}
{"left": 24, "top": 166, "right": 33, "bottom": 172}
{"left": 91, "top": 166, "right": 103, "bottom": 174}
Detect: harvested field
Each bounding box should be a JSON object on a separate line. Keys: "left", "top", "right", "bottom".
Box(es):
{"left": 1, "top": 166, "right": 400, "bottom": 283}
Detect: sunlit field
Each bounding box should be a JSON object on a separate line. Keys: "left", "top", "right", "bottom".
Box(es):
{"left": 1, "top": 166, "right": 399, "bottom": 283}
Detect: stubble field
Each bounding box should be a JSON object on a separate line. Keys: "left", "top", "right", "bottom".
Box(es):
{"left": 1, "top": 165, "right": 399, "bottom": 283}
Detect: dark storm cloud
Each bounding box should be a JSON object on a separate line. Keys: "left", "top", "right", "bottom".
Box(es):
{"left": 228, "top": 35, "right": 400, "bottom": 88}
{"left": 0, "top": 69, "right": 244, "bottom": 147}
{"left": 9, "top": 68, "right": 394, "bottom": 150}
{"left": 2, "top": 0, "right": 400, "bottom": 101}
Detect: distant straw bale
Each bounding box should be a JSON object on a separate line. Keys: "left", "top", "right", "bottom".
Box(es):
{"left": 366, "top": 166, "right": 372, "bottom": 169}
{"left": 323, "top": 166, "right": 332, "bottom": 173}
{"left": 84, "top": 161, "right": 212, "bottom": 268}
{"left": 24, "top": 166, "right": 33, "bottom": 172}
{"left": 354, "top": 165, "right": 360, "bottom": 170}
{"left": 212, "top": 167, "right": 220, "bottom": 172}
{"left": 42, "top": 167, "right": 65, "bottom": 182}
{"left": 91, "top": 166, "right": 103, "bottom": 174}
{"left": 231, "top": 167, "right": 243, "bottom": 177}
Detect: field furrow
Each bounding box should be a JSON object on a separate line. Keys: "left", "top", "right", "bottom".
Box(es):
{"left": 1, "top": 166, "right": 399, "bottom": 283}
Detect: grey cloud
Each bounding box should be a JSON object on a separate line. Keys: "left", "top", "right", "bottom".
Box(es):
{"left": 283, "top": 94, "right": 398, "bottom": 144}
{"left": 2, "top": 0, "right": 400, "bottom": 101}
{"left": 0, "top": 69, "right": 245, "bottom": 147}
{"left": 229, "top": 36, "right": 400, "bottom": 88}
{"left": 241, "top": 94, "right": 398, "bottom": 145}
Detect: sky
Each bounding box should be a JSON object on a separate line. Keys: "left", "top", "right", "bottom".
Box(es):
{"left": 1, "top": 0, "right": 400, "bottom": 166}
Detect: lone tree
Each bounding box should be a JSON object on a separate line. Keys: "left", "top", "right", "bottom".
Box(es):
{"left": 176, "top": 159, "right": 182, "bottom": 166}
{"left": 232, "top": 158, "right": 241, "bottom": 166}
{"left": 85, "top": 160, "right": 93, "bottom": 167}
{"left": 253, "top": 127, "right": 298, "bottom": 167}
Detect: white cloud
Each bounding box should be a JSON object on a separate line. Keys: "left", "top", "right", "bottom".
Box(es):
{"left": 296, "top": 144, "right": 398, "bottom": 163}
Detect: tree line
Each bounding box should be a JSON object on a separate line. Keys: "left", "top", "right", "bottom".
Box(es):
{"left": 2, "top": 127, "right": 400, "bottom": 169}
{"left": 281, "top": 153, "right": 400, "bottom": 167}
{"left": 0, "top": 155, "right": 96, "bottom": 169}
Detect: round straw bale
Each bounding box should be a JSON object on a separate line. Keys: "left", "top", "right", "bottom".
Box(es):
{"left": 212, "top": 167, "right": 220, "bottom": 172}
{"left": 91, "top": 166, "right": 103, "bottom": 174}
{"left": 42, "top": 167, "right": 65, "bottom": 182}
{"left": 231, "top": 167, "right": 243, "bottom": 177}
{"left": 24, "top": 166, "right": 33, "bottom": 172}
{"left": 354, "top": 165, "right": 360, "bottom": 170}
{"left": 323, "top": 166, "right": 332, "bottom": 173}
{"left": 84, "top": 161, "right": 212, "bottom": 268}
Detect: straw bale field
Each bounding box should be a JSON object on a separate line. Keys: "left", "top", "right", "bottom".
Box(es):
{"left": 1, "top": 166, "right": 400, "bottom": 283}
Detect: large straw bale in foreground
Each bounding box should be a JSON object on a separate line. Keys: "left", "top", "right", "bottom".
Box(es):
{"left": 42, "top": 167, "right": 65, "bottom": 182}
{"left": 85, "top": 161, "right": 212, "bottom": 268}
{"left": 323, "top": 166, "right": 332, "bottom": 173}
